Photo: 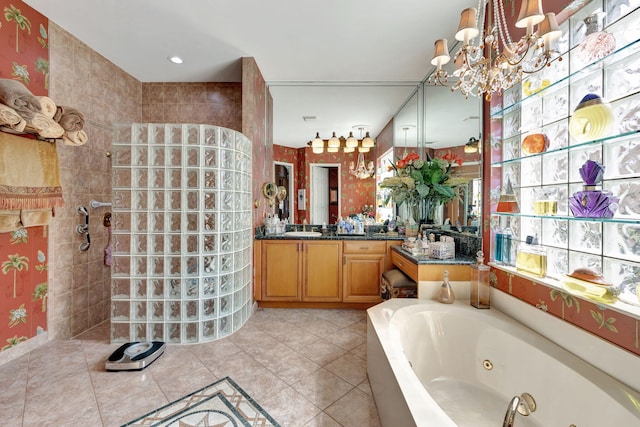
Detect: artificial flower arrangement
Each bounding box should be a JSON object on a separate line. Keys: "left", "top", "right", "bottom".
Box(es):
{"left": 380, "top": 151, "right": 464, "bottom": 220}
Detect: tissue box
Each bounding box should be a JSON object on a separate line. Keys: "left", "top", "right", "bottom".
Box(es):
{"left": 429, "top": 241, "right": 455, "bottom": 259}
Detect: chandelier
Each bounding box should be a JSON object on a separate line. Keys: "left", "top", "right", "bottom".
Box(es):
{"left": 349, "top": 153, "right": 375, "bottom": 179}
{"left": 428, "top": 0, "right": 563, "bottom": 99}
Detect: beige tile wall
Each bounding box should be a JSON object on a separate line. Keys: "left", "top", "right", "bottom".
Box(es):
{"left": 47, "top": 23, "right": 142, "bottom": 338}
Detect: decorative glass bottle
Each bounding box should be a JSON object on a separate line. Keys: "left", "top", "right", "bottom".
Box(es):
{"left": 470, "top": 251, "right": 490, "bottom": 309}
{"left": 437, "top": 270, "right": 455, "bottom": 304}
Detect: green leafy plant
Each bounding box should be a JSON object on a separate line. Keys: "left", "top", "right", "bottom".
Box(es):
{"left": 380, "top": 151, "right": 465, "bottom": 219}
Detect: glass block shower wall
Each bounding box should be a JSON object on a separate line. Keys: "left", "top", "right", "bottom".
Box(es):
{"left": 110, "top": 124, "right": 253, "bottom": 344}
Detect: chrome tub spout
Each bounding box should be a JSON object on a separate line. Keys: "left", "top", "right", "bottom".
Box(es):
{"left": 503, "top": 393, "right": 536, "bottom": 427}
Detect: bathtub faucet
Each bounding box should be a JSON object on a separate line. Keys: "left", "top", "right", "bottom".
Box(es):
{"left": 502, "top": 392, "right": 536, "bottom": 427}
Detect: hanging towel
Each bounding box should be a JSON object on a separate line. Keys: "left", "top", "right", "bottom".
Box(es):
{"left": 37, "top": 96, "right": 57, "bottom": 118}
{"left": 53, "top": 105, "right": 85, "bottom": 131}
{"left": 0, "top": 78, "right": 42, "bottom": 120}
{"left": 0, "top": 208, "right": 53, "bottom": 232}
{"left": 0, "top": 132, "right": 64, "bottom": 213}
{"left": 0, "top": 103, "right": 26, "bottom": 132}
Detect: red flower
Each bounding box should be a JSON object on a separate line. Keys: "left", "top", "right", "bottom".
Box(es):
{"left": 396, "top": 159, "right": 407, "bottom": 169}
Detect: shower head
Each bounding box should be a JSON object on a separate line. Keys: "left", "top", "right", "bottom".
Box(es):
{"left": 78, "top": 206, "right": 89, "bottom": 216}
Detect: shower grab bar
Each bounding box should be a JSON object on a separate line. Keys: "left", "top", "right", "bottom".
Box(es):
{"left": 90, "top": 200, "right": 112, "bottom": 209}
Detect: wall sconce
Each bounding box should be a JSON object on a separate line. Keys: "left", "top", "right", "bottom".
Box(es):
{"left": 464, "top": 137, "right": 479, "bottom": 153}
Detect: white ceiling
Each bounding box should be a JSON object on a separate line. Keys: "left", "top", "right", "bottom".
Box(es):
{"left": 24, "top": 0, "right": 480, "bottom": 148}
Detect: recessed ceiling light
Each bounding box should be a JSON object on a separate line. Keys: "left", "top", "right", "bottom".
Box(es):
{"left": 168, "top": 56, "right": 183, "bottom": 64}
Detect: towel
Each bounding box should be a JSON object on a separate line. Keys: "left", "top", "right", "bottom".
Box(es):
{"left": 62, "top": 129, "right": 88, "bottom": 146}
{"left": 37, "top": 96, "right": 57, "bottom": 118}
{"left": 25, "top": 112, "right": 65, "bottom": 139}
{"left": 0, "top": 103, "right": 26, "bottom": 132}
{"left": 53, "top": 105, "right": 84, "bottom": 131}
{"left": 0, "top": 78, "right": 42, "bottom": 120}
{"left": 0, "top": 208, "right": 53, "bottom": 232}
{"left": 0, "top": 132, "right": 64, "bottom": 211}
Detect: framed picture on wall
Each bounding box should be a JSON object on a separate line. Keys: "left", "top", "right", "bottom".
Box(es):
{"left": 329, "top": 187, "right": 338, "bottom": 205}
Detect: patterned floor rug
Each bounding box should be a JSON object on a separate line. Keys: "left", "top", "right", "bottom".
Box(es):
{"left": 122, "top": 377, "right": 281, "bottom": 427}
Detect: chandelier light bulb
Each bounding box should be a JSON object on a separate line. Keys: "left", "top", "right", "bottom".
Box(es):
{"left": 328, "top": 132, "right": 340, "bottom": 148}
{"left": 346, "top": 131, "right": 358, "bottom": 148}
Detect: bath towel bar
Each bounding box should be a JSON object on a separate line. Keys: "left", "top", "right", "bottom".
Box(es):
{"left": 90, "top": 200, "right": 112, "bottom": 208}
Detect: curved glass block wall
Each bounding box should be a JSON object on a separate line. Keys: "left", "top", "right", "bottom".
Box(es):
{"left": 110, "top": 124, "right": 253, "bottom": 343}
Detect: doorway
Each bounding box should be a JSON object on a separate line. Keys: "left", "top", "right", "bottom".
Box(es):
{"left": 310, "top": 163, "right": 340, "bottom": 224}
{"left": 274, "top": 161, "right": 294, "bottom": 221}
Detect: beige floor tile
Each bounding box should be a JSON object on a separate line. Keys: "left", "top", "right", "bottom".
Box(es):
{"left": 302, "top": 411, "right": 344, "bottom": 427}
{"left": 147, "top": 345, "right": 207, "bottom": 380}
{"left": 298, "top": 338, "right": 347, "bottom": 366}
{"left": 156, "top": 365, "right": 218, "bottom": 402}
{"left": 207, "top": 348, "right": 264, "bottom": 379}
{"left": 263, "top": 322, "right": 321, "bottom": 351}
{"left": 234, "top": 366, "right": 290, "bottom": 403}
{"left": 190, "top": 336, "right": 243, "bottom": 364}
{"left": 350, "top": 342, "right": 367, "bottom": 360}
{"left": 265, "top": 349, "right": 321, "bottom": 385}
{"left": 357, "top": 378, "right": 373, "bottom": 396}
{"left": 324, "top": 388, "right": 381, "bottom": 427}
{"left": 0, "top": 308, "right": 381, "bottom": 427}
{"left": 99, "top": 385, "right": 169, "bottom": 427}
{"left": 301, "top": 318, "right": 343, "bottom": 338}
{"left": 323, "top": 328, "right": 366, "bottom": 351}
{"left": 347, "top": 319, "right": 368, "bottom": 336}
{"left": 323, "top": 310, "right": 366, "bottom": 328}
{"left": 325, "top": 352, "right": 367, "bottom": 386}
{"left": 262, "top": 385, "right": 322, "bottom": 427}
{"left": 291, "top": 368, "right": 354, "bottom": 410}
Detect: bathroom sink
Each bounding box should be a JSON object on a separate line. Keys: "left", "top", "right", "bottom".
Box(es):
{"left": 283, "top": 231, "right": 322, "bottom": 237}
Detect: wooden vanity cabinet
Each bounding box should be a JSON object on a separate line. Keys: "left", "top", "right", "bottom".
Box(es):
{"left": 260, "top": 240, "right": 301, "bottom": 301}
{"left": 302, "top": 240, "right": 342, "bottom": 302}
{"left": 342, "top": 240, "right": 386, "bottom": 303}
{"left": 259, "top": 240, "right": 342, "bottom": 302}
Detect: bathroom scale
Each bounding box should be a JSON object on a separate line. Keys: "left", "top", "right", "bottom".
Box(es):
{"left": 105, "top": 341, "right": 166, "bottom": 371}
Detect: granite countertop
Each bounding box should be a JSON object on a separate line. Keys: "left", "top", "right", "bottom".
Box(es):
{"left": 391, "top": 246, "right": 476, "bottom": 265}
{"left": 255, "top": 232, "right": 404, "bottom": 241}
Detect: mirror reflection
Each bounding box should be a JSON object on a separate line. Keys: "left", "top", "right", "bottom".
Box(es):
{"left": 378, "top": 83, "right": 482, "bottom": 234}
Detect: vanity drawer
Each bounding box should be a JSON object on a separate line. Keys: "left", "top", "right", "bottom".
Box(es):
{"left": 390, "top": 250, "right": 418, "bottom": 282}
{"left": 343, "top": 240, "right": 387, "bottom": 254}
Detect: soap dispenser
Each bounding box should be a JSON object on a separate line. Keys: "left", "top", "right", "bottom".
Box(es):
{"left": 437, "top": 270, "right": 455, "bottom": 304}
{"left": 470, "top": 251, "right": 491, "bottom": 309}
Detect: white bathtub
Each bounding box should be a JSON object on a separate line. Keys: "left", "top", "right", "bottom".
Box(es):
{"left": 367, "top": 299, "right": 640, "bottom": 427}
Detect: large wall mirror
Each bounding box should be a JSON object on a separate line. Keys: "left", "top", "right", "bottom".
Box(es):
{"left": 379, "top": 79, "right": 482, "bottom": 234}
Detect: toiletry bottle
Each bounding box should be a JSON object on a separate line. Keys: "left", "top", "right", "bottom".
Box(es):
{"left": 470, "top": 251, "right": 491, "bottom": 309}
{"left": 502, "top": 227, "right": 513, "bottom": 265}
{"left": 421, "top": 232, "right": 429, "bottom": 254}
{"left": 437, "top": 270, "right": 455, "bottom": 304}
{"left": 495, "top": 227, "right": 504, "bottom": 263}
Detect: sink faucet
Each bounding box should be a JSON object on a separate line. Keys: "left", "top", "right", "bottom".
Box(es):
{"left": 503, "top": 393, "right": 536, "bottom": 427}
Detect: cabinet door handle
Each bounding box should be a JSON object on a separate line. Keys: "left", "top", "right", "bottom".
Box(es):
{"left": 397, "top": 261, "right": 403, "bottom": 267}
{"left": 343, "top": 255, "right": 346, "bottom": 265}
{"left": 359, "top": 246, "right": 368, "bottom": 250}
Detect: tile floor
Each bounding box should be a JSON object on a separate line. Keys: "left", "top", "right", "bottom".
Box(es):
{"left": 0, "top": 307, "right": 381, "bottom": 427}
